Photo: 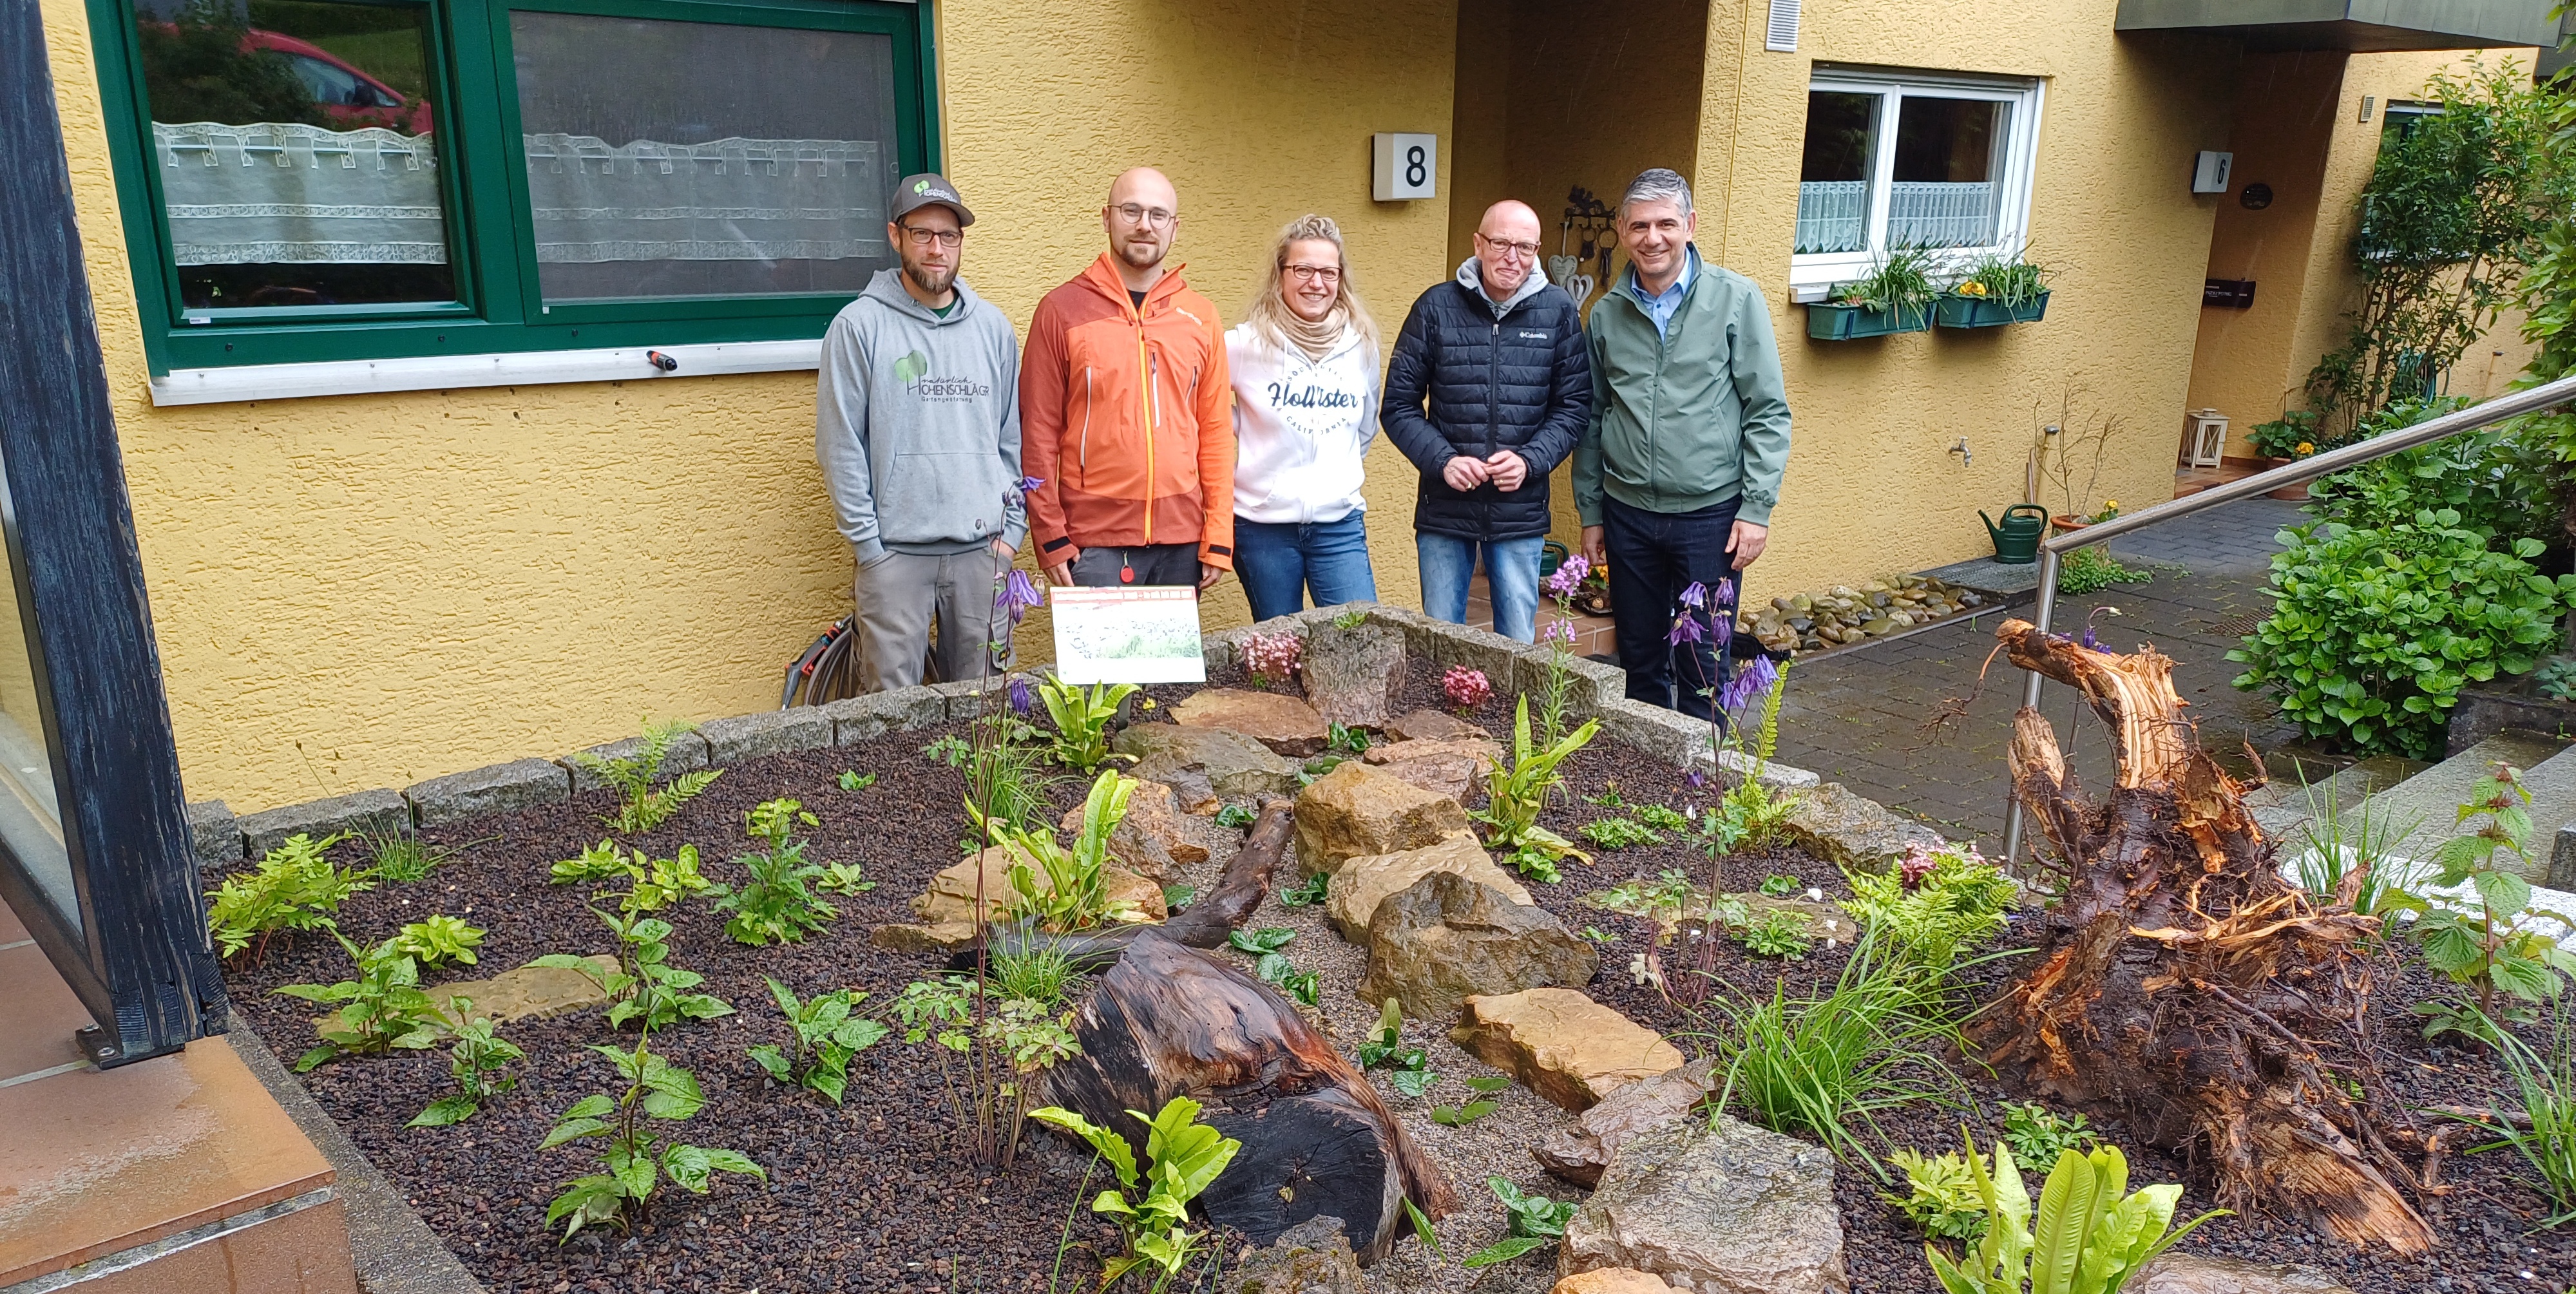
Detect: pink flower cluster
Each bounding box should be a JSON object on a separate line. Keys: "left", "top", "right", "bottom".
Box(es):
{"left": 1241, "top": 632, "right": 1303, "bottom": 687}
{"left": 1442, "top": 665, "right": 1493, "bottom": 712}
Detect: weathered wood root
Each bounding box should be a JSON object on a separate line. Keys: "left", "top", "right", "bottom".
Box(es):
{"left": 1974, "top": 619, "right": 2435, "bottom": 1255}
{"left": 949, "top": 799, "right": 1292, "bottom": 974}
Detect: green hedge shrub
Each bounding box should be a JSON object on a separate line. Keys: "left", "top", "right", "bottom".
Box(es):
{"left": 2230, "top": 511, "right": 2576, "bottom": 759}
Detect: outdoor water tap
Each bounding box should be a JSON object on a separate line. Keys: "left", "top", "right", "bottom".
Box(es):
{"left": 1950, "top": 438, "right": 1972, "bottom": 468}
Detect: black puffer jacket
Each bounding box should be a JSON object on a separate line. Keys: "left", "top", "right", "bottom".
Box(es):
{"left": 1382, "top": 260, "right": 1593, "bottom": 540}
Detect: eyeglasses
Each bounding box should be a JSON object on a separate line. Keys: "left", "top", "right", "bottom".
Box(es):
{"left": 1476, "top": 234, "right": 1541, "bottom": 261}
{"left": 897, "top": 224, "right": 962, "bottom": 249}
{"left": 1283, "top": 263, "right": 1342, "bottom": 284}
{"left": 1111, "top": 203, "right": 1178, "bottom": 229}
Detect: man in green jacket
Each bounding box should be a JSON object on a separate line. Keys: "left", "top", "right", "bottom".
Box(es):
{"left": 1573, "top": 168, "right": 1791, "bottom": 721}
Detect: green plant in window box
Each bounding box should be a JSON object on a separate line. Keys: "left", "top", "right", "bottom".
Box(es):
{"left": 1811, "top": 247, "right": 1939, "bottom": 339}
{"left": 1935, "top": 251, "right": 2053, "bottom": 328}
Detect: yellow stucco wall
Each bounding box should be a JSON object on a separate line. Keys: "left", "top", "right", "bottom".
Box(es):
{"left": 41, "top": 0, "right": 1459, "bottom": 813}
{"left": 1693, "top": 5, "right": 2237, "bottom": 607}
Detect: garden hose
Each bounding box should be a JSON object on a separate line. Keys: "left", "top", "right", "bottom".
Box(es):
{"left": 779, "top": 616, "right": 863, "bottom": 709}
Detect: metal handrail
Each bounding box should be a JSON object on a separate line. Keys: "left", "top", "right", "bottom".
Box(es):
{"left": 1998, "top": 370, "right": 2576, "bottom": 863}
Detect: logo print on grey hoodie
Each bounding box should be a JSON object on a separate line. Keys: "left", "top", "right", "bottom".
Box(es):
{"left": 894, "top": 350, "right": 990, "bottom": 402}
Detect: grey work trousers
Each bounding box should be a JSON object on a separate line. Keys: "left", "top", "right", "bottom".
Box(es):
{"left": 852, "top": 548, "right": 1013, "bottom": 693}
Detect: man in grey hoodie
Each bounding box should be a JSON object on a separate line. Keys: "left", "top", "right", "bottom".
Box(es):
{"left": 816, "top": 173, "right": 1027, "bottom": 692}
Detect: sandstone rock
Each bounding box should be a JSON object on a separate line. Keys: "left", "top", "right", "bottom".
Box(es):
{"left": 424, "top": 955, "right": 618, "bottom": 1032}
{"left": 1300, "top": 623, "right": 1407, "bottom": 729}
{"left": 1159, "top": 763, "right": 1222, "bottom": 814}
{"left": 1115, "top": 724, "right": 1300, "bottom": 800}
{"left": 2131, "top": 1255, "right": 2358, "bottom": 1294}
{"left": 1358, "top": 871, "right": 1597, "bottom": 1021}
{"left": 1362, "top": 736, "right": 1502, "bottom": 802}
{"left": 1452, "top": 988, "right": 1684, "bottom": 1112}
{"left": 911, "top": 845, "right": 1167, "bottom": 927}
{"left": 1536, "top": 1058, "right": 1719, "bottom": 1187}
{"left": 1174, "top": 689, "right": 1331, "bottom": 756}
{"left": 1058, "top": 777, "right": 1209, "bottom": 882}
{"left": 1294, "top": 761, "right": 1471, "bottom": 875}
{"left": 870, "top": 921, "right": 978, "bottom": 953}
{"left": 1386, "top": 709, "right": 1489, "bottom": 743}
{"left": 1225, "top": 1215, "right": 1364, "bottom": 1294}
{"left": 1553, "top": 1271, "right": 1675, "bottom": 1294}
{"left": 1560, "top": 1116, "right": 1847, "bottom": 1294}
{"left": 1784, "top": 782, "right": 1945, "bottom": 875}
{"left": 1326, "top": 833, "right": 1531, "bottom": 942}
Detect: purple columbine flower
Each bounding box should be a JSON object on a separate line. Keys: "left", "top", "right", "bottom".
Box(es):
{"left": 996, "top": 567, "right": 1044, "bottom": 626}
{"left": 1016, "top": 475, "right": 1045, "bottom": 495}
{"left": 1685, "top": 768, "right": 1707, "bottom": 790}
{"left": 1678, "top": 581, "right": 1708, "bottom": 611}
{"left": 2080, "top": 626, "right": 2099, "bottom": 650}
{"left": 1668, "top": 610, "right": 1706, "bottom": 647}
{"left": 1720, "top": 654, "right": 1780, "bottom": 716}
{"left": 1007, "top": 675, "right": 1033, "bottom": 717}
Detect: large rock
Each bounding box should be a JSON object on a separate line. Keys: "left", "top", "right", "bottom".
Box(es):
{"left": 1294, "top": 761, "right": 1472, "bottom": 875}
{"left": 1386, "top": 709, "right": 1490, "bottom": 743}
{"left": 1560, "top": 1116, "right": 1847, "bottom": 1294}
{"left": 1358, "top": 871, "right": 1598, "bottom": 1021}
{"left": 1159, "top": 764, "right": 1222, "bottom": 815}
{"left": 1451, "top": 989, "right": 1684, "bottom": 1112}
{"left": 1783, "top": 782, "right": 1945, "bottom": 875}
{"left": 1300, "top": 623, "right": 1407, "bottom": 729}
{"left": 1058, "top": 776, "right": 1208, "bottom": 882}
{"left": 901, "top": 844, "right": 1168, "bottom": 951}
{"left": 1362, "top": 736, "right": 1502, "bottom": 803}
{"left": 1325, "top": 833, "right": 1531, "bottom": 942}
{"left": 2131, "top": 1256, "right": 2358, "bottom": 1294}
{"left": 423, "top": 955, "right": 618, "bottom": 1032}
{"left": 1175, "top": 689, "right": 1331, "bottom": 756}
{"left": 1115, "top": 725, "right": 1301, "bottom": 800}
{"left": 1225, "top": 1215, "right": 1364, "bottom": 1294}
{"left": 1536, "top": 1058, "right": 1719, "bottom": 1187}
{"left": 1553, "top": 1272, "right": 1676, "bottom": 1294}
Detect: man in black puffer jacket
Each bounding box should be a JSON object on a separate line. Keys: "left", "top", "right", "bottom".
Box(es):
{"left": 1384, "top": 199, "right": 1592, "bottom": 642}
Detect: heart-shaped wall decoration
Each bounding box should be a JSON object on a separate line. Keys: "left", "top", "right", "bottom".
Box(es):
{"left": 1565, "top": 272, "right": 1597, "bottom": 304}
{"left": 1546, "top": 254, "right": 1578, "bottom": 288}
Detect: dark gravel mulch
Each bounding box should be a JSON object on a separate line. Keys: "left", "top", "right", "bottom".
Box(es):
{"left": 215, "top": 657, "right": 2573, "bottom": 1293}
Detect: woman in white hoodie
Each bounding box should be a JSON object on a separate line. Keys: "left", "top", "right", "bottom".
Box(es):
{"left": 1228, "top": 214, "right": 1385, "bottom": 623}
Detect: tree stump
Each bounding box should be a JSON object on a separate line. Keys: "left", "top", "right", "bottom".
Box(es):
{"left": 1038, "top": 928, "right": 1455, "bottom": 1265}
{"left": 1974, "top": 619, "right": 2435, "bottom": 1255}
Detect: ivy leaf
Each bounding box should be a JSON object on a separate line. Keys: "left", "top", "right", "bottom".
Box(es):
{"left": 408, "top": 1094, "right": 481, "bottom": 1127}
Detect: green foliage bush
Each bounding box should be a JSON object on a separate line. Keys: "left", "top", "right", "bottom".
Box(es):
{"left": 410, "top": 1000, "right": 523, "bottom": 1128}
{"left": 574, "top": 719, "right": 721, "bottom": 835}
{"left": 205, "top": 832, "right": 370, "bottom": 961}
{"left": 1027, "top": 1098, "right": 1241, "bottom": 1291}
{"left": 2307, "top": 399, "right": 2559, "bottom": 546}
{"left": 745, "top": 977, "right": 887, "bottom": 1106}
{"left": 532, "top": 909, "right": 733, "bottom": 1031}
{"left": 1923, "top": 1135, "right": 2224, "bottom": 1294}
{"left": 999, "top": 771, "right": 1145, "bottom": 933}
{"left": 540, "top": 1036, "right": 764, "bottom": 1242}
{"left": 2229, "top": 512, "right": 2576, "bottom": 759}
{"left": 388, "top": 915, "right": 484, "bottom": 968}
{"left": 1475, "top": 697, "right": 1601, "bottom": 882}
{"left": 272, "top": 930, "right": 446, "bottom": 1072}
{"left": 1886, "top": 1148, "right": 1992, "bottom": 1243}
{"left": 1842, "top": 844, "right": 2019, "bottom": 971}
{"left": 1462, "top": 1177, "right": 1577, "bottom": 1268}
{"left": 709, "top": 799, "right": 837, "bottom": 946}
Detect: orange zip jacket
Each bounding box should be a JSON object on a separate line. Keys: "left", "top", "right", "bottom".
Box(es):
{"left": 1018, "top": 253, "right": 1236, "bottom": 571}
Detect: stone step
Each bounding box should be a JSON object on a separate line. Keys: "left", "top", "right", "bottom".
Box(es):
{"left": 2357, "top": 729, "right": 2571, "bottom": 882}
{"left": 2246, "top": 754, "right": 2421, "bottom": 844}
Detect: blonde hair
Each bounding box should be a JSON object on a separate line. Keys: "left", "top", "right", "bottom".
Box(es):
{"left": 1245, "top": 214, "right": 1379, "bottom": 358}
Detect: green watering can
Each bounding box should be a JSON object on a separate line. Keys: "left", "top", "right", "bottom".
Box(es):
{"left": 1981, "top": 504, "right": 2048, "bottom": 565}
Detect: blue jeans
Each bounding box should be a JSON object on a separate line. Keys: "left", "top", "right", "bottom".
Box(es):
{"left": 1417, "top": 533, "right": 1543, "bottom": 642}
{"left": 1234, "top": 513, "right": 1379, "bottom": 622}
{"left": 1603, "top": 493, "right": 1741, "bottom": 721}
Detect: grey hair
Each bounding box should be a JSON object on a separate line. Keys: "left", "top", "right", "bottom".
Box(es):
{"left": 1620, "top": 168, "right": 1694, "bottom": 220}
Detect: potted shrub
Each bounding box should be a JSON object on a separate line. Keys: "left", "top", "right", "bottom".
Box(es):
{"left": 1807, "top": 248, "right": 1936, "bottom": 340}
{"left": 1934, "top": 251, "right": 2052, "bottom": 328}
{"left": 2051, "top": 499, "right": 2118, "bottom": 537}
{"left": 2246, "top": 411, "right": 2322, "bottom": 500}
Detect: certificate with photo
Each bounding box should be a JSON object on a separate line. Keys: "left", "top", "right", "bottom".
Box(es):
{"left": 1047, "top": 586, "right": 1207, "bottom": 685}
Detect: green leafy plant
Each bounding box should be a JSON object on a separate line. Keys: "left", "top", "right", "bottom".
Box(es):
{"left": 2247, "top": 409, "right": 2323, "bottom": 460}
{"left": 205, "top": 832, "right": 369, "bottom": 962}
{"left": 745, "top": 976, "right": 888, "bottom": 1106}
{"left": 2284, "top": 772, "right": 2420, "bottom": 917}
{"left": 2537, "top": 657, "right": 2576, "bottom": 702}
{"left": 548, "top": 840, "right": 712, "bottom": 914}
{"left": 1759, "top": 873, "right": 1798, "bottom": 897}
{"left": 709, "top": 798, "right": 838, "bottom": 946}
{"left": 272, "top": 929, "right": 446, "bottom": 1072}
{"left": 1328, "top": 721, "right": 1370, "bottom": 755}
{"left": 892, "top": 976, "right": 1080, "bottom": 1168}
{"left": 2444, "top": 1000, "right": 2575, "bottom": 1227}
{"left": 410, "top": 999, "right": 524, "bottom": 1127}
{"left": 2308, "top": 400, "right": 2557, "bottom": 544}
{"left": 1359, "top": 998, "right": 1438, "bottom": 1097}
{"left": 550, "top": 839, "right": 629, "bottom": 886}
{"left": 990, "top": 937, "right": 1085, "bottom": 1010}
{"left": 2055, "top": 547, "right": 2151, "bottom": 597}
{"left": 1162, "top": 883, "right": 1196, "bottom": 911}
{"left": 2229, "top": 514, "right": 2576, "bottom": 759}
{"left": 1598, "top": 868, "right": 1699, "bottom": 919}
{"left": 574, "top": 719, "right": 721, "bottom": 835}
{"left": 815, "top": 862, "right": 876, "bottom": 897}
{"left": 993, "top": 770, "right": 1145, "bottom": 933}
{"left": 1581, "top": 925, "right": 1616, "bottom": 945}
{"left": 2401, "top": 763, "right": 2576, "bottom": 1040}
{"left": 837, "top": 768, "right": 877, "bottom": 792}
{"left": 1278, "top": 871, "right": 1330, "bottom": 907}
{"left": 1578, "top": 816, "right": 1665, "bottom": 850}
{"left": 361, "top": 821, "right": 452, "bottom": 883}
{"left": 1473, "top": 696, "right": 1601, "bottom": 882}
{"left": 389, "top": 915, "right": 484, "bottom": 968}
{"left": 1999, "top": 1103, "right": 2100, "bottom": 1168}
{"left": 532, "top": 907, "right": 734, "bottom": 1032}
{"left": 1214, "top": 803, "right": 1258, "bottom": 830}
{"left": 1887, "top": 1148, "right": 1993, "bottom": 1243}
{"left": 924, "top": 734, "right": 973, "bottom": 767}
{"left": 1462, "top": 1176, "right": 1576, "bottom": 1267}
{"left": 1225, "top": 927, "right": 1316, "bottom": 1003}
{"left": 1831, "top": 245, "right": 1940, "bottom": 316}
{"left": 1331, "top": 609, "right": 1369, "bottom": 631}
{"left": 1636, "top": 803, "right": 1691, "bottom": 833}
{"left": 1431, "top": 1097, "right": 1499, "bottom": 1126}
{"left": 540, "top": 1031, "right": 765, "bottom": 1241}
{"left": 1842, "top": 842, "right": 2020, "bottom": 971}
{"left": 1922, "top": 1134, "right": 2225, "bottom": 1294}
{"left": 1950, "top": 250, "right": 2052, "bottom": 309}
{"left": 1027, "top": 1098, "right": 1243, "bottom": 1293}
{"left": 1036, "top": 677, "right": 1138, "bottom": 772}
{"left": 1739, "top": 908, "right": 1815, "bottom": 959}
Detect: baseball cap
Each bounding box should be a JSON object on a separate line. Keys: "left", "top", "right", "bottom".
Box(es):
{"left": 890, "top": 173, "right": 975, "bottom": 227}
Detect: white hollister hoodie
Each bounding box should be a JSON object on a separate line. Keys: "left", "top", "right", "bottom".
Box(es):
{"left": 1226, "top": 321, "right": 1382, "bottom": 526}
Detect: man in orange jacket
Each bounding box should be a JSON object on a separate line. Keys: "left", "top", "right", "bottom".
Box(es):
{"left": 1020, "top": 167, "right": 1234, "bottom": 591}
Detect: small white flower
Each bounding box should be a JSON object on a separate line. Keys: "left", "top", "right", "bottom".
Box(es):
{"left": 1805, "top": 887, "right": 1824, "bottom": 902}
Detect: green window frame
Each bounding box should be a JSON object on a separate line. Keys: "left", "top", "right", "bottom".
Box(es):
{"left": 86, "top": 0, "right": 939, "bottom": 376}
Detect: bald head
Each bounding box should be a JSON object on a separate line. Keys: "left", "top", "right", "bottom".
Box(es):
{"left": 1473, "top": 200, "right": 1543, "bottom": 300}
{"left": 1108, "top": 167, "right": 1178, "bottom": 213}
{"left": 1102, "top": 166, "right": 1180, "bottom": 284}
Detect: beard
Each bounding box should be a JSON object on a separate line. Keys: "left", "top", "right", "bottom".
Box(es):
{"left": 903, "top": 260, "right": 957, "bottom": 296}
{"left": 1116, "top": 236, "right": 1167, "bottom": 272}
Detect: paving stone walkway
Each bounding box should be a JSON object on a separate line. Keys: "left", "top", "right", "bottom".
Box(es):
{"left": 1766, "top": 496, "right": 2316, "bottom": 848}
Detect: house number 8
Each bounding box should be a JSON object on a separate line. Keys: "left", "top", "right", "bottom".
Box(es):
{"left": 1404, "top": 146, "right": 1427, "bottom": 188}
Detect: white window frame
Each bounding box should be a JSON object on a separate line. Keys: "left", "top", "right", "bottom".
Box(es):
{"left": 1789, "top": 68, "right": 2046, "bottom": 300}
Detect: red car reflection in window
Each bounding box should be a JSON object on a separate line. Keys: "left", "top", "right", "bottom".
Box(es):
{"left": 241, "top": 30, "right": 434, "bottom": 135}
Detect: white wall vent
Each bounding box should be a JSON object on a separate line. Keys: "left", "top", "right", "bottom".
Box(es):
{"left": 1766, "top": 0, "right": 1800, "bottom": 52}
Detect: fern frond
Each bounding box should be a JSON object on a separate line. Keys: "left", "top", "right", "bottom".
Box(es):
{"left": 629, "top": 768, "right": 721, "bottom": 833}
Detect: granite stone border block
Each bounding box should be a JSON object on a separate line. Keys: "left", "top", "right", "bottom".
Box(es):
{"left": 406, "top": 758, "right": 571, "bottom": 828}
{"left": 1592, "top": 697, "right": 1708, "bottom": 766}
{"left": 559, "top": 729, "right": 711, "bottom": 794}
{"left": 823, "top": 690, "right": 946, "bottom": 745}
{"left": 698, "top": 708, "right": 833, "bottom": 765}
{"left": 187, "top": 799, "right": 243, "bottom": 867}
{"left": 238, "top": 788, "right": 408, "bottom": 857}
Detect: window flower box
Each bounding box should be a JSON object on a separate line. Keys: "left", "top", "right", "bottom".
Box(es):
{"left": 1934, "top": 289, "right": 2050, "bottom": 328}
{"left": 1806, "top": 301, "right": 1931, "bottom": 341}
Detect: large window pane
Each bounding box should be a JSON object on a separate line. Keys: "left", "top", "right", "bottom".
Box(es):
{"left": 135, "top": 0, "right": 453, "bottom": 310}
{"left": 1890, "top": 96, "right": 2005, "bottom": 249}
{"left": 1797, "top": 91, "right": 1877, "bottom": 254}
{"left": 0, "top": 510, "right": 72, "bottom": 938}
{"left": 510, "top": 12, "right": 902, "bottom": 302}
